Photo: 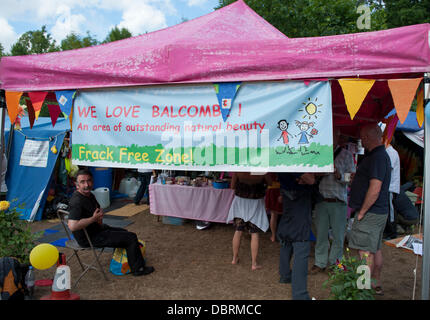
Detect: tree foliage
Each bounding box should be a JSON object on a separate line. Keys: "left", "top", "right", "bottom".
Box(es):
{"left": 103, "top": 26, "right": 133, "bottom": 43}
{"left": 0, "top": 43, "right": 5, "bottom": 58}
{"left": 61, "top": 31, "right": 99, "bottom": 51}
{"left": 10, "top": 25, "right": 59, "bottom": 56}
{"left": 383, "top": 0, "right": 430, "bottom": 28}
{"left": 216, "top": 0, "right": 429, "bottom": 37}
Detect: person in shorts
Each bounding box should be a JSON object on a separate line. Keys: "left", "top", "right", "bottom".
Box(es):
{"left": 348, "top": 123, "right": 391, "bottom": 295}
{"left": 227, "top": 172, "right": 271, "bottom": 270}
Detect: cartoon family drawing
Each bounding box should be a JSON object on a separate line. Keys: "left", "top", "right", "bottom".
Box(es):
{"left": 276, "top": 119, "right": 319, "bottom": 154}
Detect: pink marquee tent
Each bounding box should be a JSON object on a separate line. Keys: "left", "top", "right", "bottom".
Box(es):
{"left": 0, "top": 0, "right": 429, "bottom": 93}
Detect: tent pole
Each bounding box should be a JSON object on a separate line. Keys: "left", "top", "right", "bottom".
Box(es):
{"left": 0, "top": 90, "right": 5, "bottom": 189}
{"left": 422, "top": 73, "right": 430, "bottom": 300}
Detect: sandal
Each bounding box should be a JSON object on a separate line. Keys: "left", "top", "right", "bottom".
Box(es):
{"left": 374, "top": 286, "right": 384, "bottom": 296}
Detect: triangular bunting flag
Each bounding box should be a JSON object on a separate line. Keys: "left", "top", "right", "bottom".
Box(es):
{"left": 25, "top": 95, "right": 36, "bottom": 129}
{"left": 387, "top": 78, "right": 422, "bottom": 124}
{"left": 55, "top": 90, "right": 76, "bottom": 117}
{"left": 5, "top": 91, "right": 23, "bottom": 124}
{"left": 69, "top": 106, "right": 73, "bottom": 130}
{"left": 383, "top": 114, "right": 399, "bottom": 146}
{"left": 338, "top": 79, "right": 375, "bottom": 120}
{"left": 28, "top": 91, "right": 48, "bottom": 121}
{"left": 213, "top": 82, "right": 241, "bottom": 122}
{"left": 47, "top": 104, "right": 62, "bottom": 127}
{"left": 416, "top": 87, "right": 424, "bottom": 128}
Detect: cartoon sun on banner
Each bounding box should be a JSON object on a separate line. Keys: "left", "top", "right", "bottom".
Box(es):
{"left": 299, "top": 97, "right": 323, "bottom": 120}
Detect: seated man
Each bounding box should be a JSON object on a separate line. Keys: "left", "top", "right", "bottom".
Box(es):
{"left": 68, "top": 169, "right": 154, "bottom": 277}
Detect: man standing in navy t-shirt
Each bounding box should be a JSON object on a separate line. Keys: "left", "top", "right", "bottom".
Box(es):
{"left": 348, "top": 123, "right": 391, "bottom": 296}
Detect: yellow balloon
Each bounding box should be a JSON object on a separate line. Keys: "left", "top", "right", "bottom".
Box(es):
{"left": 30, "top": 244, "right": 59, "bottom": 270}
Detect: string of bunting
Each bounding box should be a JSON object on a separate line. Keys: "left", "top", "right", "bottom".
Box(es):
{"left": 337, "top": 77, "right": 424, "bottom": 126}
{"left": 3, "top": 78, "right": 425, "bottom": 129}
{"left": 4, "top": 90, "right": 76, "bottom": 129}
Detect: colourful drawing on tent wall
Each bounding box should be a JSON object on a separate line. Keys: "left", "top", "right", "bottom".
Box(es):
{"left": 71, "top": 81, "right": 333, "bottom": 172}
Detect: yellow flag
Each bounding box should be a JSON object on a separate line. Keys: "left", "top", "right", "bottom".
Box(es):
{"left": 388, "top": 78, "right": 422, "bottom": 124}
{"left": 416, "top": 87, "right": 424, "bottom": 128}
{"left": 338, "top": 79, "right": 375, "bottom": 120}
{"left": 5, "top": 91, "right": 23, "bottom": 124}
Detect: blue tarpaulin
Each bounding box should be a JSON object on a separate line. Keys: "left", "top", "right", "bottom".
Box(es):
{"left": 5, "top": 117, "right": 70, "bottom": 221}
{"left": 385, "top": 109, "right": 422, "bottom": 132}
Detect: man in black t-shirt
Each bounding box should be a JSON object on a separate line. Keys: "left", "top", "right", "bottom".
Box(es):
{"left": 348, "top": 123, "right": 391, "bottom": 295}
{"left": 68, "top": 169, "right": 154, "bottom": 277}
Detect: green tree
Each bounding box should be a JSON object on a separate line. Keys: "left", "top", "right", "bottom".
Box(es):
{"left": 0, "top": 43, "right": 5, "bottom": 58}
{"left": 10, "top": 25, "right": 59, "bottom": 56}
{"left": 61, "top": 31, "right": 98, "bottom": 51}
{"left": 383, "top": 0, "right": 430, "bottom": 28}
{"left": 103, "top": 26, "right": 132, "bottom": 43}
{"left": 216, "top": 0, "right": 386, "bottom": 37}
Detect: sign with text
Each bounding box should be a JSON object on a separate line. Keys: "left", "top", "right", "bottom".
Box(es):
{"left": 20, "top": 139, "right": 49, "bottom": 167}
{"left": 72, "top": 81, "right": 333, "bottom": 172}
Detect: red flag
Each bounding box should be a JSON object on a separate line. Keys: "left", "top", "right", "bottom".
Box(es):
{"left": 25, "top": 95, "right": 36, "bottom": 128}
{"left": 28, "top": 91, "right": 48, "bottom": 120}
{"left": 47, "top": 104, "right": 61, "bottom": 127}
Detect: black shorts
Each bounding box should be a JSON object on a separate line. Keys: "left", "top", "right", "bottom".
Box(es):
{"left": 233, "top": 218, "right": 260, "bottom": 233}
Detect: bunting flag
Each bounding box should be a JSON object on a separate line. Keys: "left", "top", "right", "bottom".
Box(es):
{"left": 25, "top": 95, "right": 36, "bottom": 129}
{"left": 338, "top": 79, "right": 375, "bottom": 120}
{"left": 416, "top": 87, "right": 424, "bottom": 128}
{"left": 69, "top": 106, "right": 73, "bottom": 130}
{"left": 5, "top": 91, "right": 23, "bottom": 124}
{"left": 55, "top": 90, "right": 76, "bottom": 117}
{"left": 383, "top": 113, "right": 399, "bottom": 146}
{"left": 47, "top": 104, "right": 62, "bottom": 127}
{"left": 387, "top": 78, "right": 422, "bottom": 124}
{"left": 213, "top": 82, "right": 241, "bottom": 122}
{"left": 28, "top": 91, "right": 48, "bottom": 120}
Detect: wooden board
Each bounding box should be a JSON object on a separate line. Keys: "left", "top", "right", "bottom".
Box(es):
{"left": 105, "top": 203, "right": 149, "bottom": 217}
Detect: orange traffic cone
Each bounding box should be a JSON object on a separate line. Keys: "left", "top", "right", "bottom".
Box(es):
{"left": 40, "top": 265, "right": 80, "bottom": 300}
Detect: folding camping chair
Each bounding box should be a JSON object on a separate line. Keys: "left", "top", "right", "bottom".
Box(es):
{"left": 56, "top": 209, "right": 109, "bottom": 288}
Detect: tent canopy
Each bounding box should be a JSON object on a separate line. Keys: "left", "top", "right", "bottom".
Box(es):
{"left": 0, "top": 0, "right": 429, "bottom": 92}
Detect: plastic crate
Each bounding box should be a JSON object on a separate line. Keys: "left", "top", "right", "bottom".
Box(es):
{"left": 162, "top": 216, "right": 185, "bottom": 226}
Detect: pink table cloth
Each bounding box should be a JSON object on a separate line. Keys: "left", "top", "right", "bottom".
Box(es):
{"left": 149, "top": 184, "right": 235, "bottom": 223}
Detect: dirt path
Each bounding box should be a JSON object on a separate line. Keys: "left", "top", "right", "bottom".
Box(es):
{"left": 29, "top": 208, "right": 422, "bottom": 300}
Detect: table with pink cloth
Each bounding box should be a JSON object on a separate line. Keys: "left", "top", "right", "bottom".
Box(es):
{"left": 149, "top": 184, "right": 235, "bottom": 223}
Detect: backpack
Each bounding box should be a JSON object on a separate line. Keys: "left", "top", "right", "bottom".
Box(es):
{"left": 0, "top": 257, "right": 26, "bottom": 300}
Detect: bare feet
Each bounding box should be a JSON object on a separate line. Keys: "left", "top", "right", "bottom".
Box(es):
{"left": 251, "top": 264, "right": 262, "bottom": 270}
{"left": 231, "top": 257, "right": 239, "bottom": 265}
